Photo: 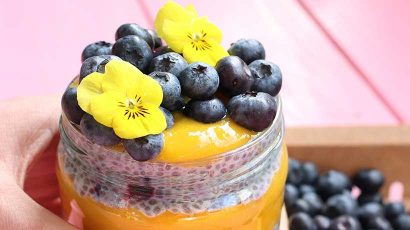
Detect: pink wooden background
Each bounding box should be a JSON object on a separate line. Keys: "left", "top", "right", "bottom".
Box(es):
{"left": 1, "top": 0, "right": 409, "bottom": 126}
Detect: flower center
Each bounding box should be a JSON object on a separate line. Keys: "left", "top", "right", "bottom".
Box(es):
{"left": 187, "top": 30, "right": 211, "bottom": 51}
{"left": 118, "top": 95, "right": 150, "bottom": 120}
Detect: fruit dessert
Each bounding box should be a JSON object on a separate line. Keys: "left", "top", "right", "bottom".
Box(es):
{"left": 57, "top": 1, "right": 286, "bottom": 229}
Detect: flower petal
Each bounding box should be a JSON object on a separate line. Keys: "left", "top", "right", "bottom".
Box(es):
{"left": 102, "top": 60, "right": 143, "bottom": 93}
{"left": 192, "top": 17, "right": 223, "bottom": 43}
{"left": 162, "top": 20, "right": 191, "bottom": 53}
{"left": 77, "top": 72, "right": 104, "bottom": 113}
{"left": 89, "top": 91, "right": 124, "bottom": 127}
{"left": 126, "top": 74, "right": 164, "bottom": 107}
{"left": 183, "top": 40, "right": 229, "bottom": 66}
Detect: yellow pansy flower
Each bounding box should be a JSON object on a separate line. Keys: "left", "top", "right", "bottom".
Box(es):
{"left": 77, "top": 60, "right": 167, "bottom": 139}
{"left": 154, "top": 2, "right": 228, "bottom": 66}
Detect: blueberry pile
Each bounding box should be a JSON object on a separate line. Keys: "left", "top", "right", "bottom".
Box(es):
{"left": 286, "top": 158, "right": 410, "bottom": 230}
{"left": 62, "top": 23, "right": 283, "bottom": 161}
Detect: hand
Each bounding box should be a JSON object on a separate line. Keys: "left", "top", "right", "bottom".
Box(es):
{"left": 0, "top": 95, "right": 75, "bottom": 229}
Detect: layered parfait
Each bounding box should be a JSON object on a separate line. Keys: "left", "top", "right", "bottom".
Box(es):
{"left": 57, "top": 1, "right": 286, "bottom": 229}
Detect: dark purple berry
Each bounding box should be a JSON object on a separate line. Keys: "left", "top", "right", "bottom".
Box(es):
{"left": 149, "top": 72, "right": 182, "bottom": 111}
{"left": 358, "top": 192, "right": 383, "bottom": 205}
{"left": 301, "top": 162, "right": 319, "bottom": 185}
{"left": 80, "top": 55, "right": 120, "bottom": 81}
{"left": 160, "top": 107, "right": 174, "bottom": 129}
{"left": 299, "top": 184, "right": 316, "bottom": 196}
{"left": 123, "top": 134, "right": 164, "bottom": 161}
{"left": 289, "top": 212, "right": 317, "bottom": 230}
{"left": 315, "top": 215, "right": 331, "bottom": 230}
{"left": 166, "top": 96, "right": 185, "bottom": 111}
{"left": 153, "top": 46, "right": 174, "bottom": 58}
{"left": 227, "top": 39, "right": 265, "bottom": 64}
{"left": 147, "top": 29, "right": 162, "bottom": 49}
{"left": 353, "top": 169, "right": 385, "bottom": 194}
{"left": 392, "top": 214, "right": 410, "bottom": 230}
{"left": 285, "top": 184, "right": 300, "bottom": 209}
{"left": 367, "top": 217, "right": 392, "bottom": 230}
{"left": 81, "top": 41, "right": 112, "bottom": 61}
{"left": 303, "top": 192, "right": 323, "bottom": 216}
{"left": 357, "top": 202, "right": 384, "bottom": 227}
{"left": 227, "top": 92, "right": 277, "bottom": 131}
{"left": 249, "top": 60, "right": 282, "bottom": 97}
{"left": 288, "top": 199, "right": 313, "bottom": 216}
{"left": 61, "top": 87, "right": 85, "bottom": 125}
{"left": 384, "top": 202, "right": 406, "bottom": 221}
{"left": 325, "top": 194, "right": 358, "bottom": 218}
{"left": 316, "top": 170, "right": 351, "bottom": 200}
{"left": 80, "top": 114, "right": 120, "bottom": 146}
{"left": 215, "top": 56, "right": 254, "bottom": 97}
{"left": 329, "top": 215, "right": 362, "bottom": 230}
{"left": 184, "top": 98, "right": 226, "bottom": 123}
{"left": 287, "top": 159, "right": 303, "bottom": 186}
{"left": 112, "top": 35, "right": 153, "bottom": 71}
{"left": 149, "top": 52, "right": 188, "bottom": 77}
{"left": 178, "top": 62, "right": 219, "bottom": 99}
{"left": 115, "top": 23, "right": 153, "bottom": 48}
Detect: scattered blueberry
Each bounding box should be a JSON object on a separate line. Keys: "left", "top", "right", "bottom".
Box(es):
{"left": 123, "top": 134, "right": 164, "bottom": 161}
{"left": 285, "top": 184, "right": 299, "bottom": 209}
{"left": 183, "top": 98, "right": 226, "bottom": 123}
{"left": 227, "top": 92, "right": 277, "bottom": 131}
{"left": 146, "top": 29, "right": 162, "bottom": 49}
{"left": 315, "top": 215, "right": 331, "bottom": 230}
{"left": 353, "top": 169, "right": 385, "bottom": 194}
{"left": 303, "top": 192, "right": 323, "bottom": 216}
{"left": 115, "top": 23, "right": 153, "bottom": 48}
{"left": 299, "top": 184, "right": 316, "bottom": 196}
{"left": 112, "top": 35, "right": 153, "bottom": 71}
{"left": 215, "top": 56, "right": 254, "bottom": 97}
{"left": 288, "top": 199, "right": 314, "bottom": 216}
{"left": 367, "top": 216, "right": 393, "bottom": 230}
{"left": 357, "top": 202, "right": 384, "bottom": 227}
{"left": 227, "top": 39, "right": 265, "bottom": 64}
{"left": 301, "top": 162, "right": 319, "bottom": 185}
{"left": 358, "top": 192, "right": 383, "bottom": 205}
{"left": 61, "top": 87, "right": 85, "bottom": 125}
{"left": 249, "top": 60, "right": 282, "bottom": 97}
{"left": 149, "top": 72, "right": 182, "bottom": 111}
{"left": 287, "top": 159, "right": 303, "bottom": 186}
{"left": 165, "top": 96, "right": 185, "bottom": 111}
{"left": 153, "top": 46, "right": 174, "bottom": 58}
{"left": 392, "top": 214, "right": 410, "bottom": 230}
{"left": 149, "top": 52, "right": 188, "bottom": 77}
{"left": 80, "top": 55, "right": 120, "bottom": 81}
{"left": 325, "top": 194, "right": 357, "bottom": 218}
{"left": 384, "top": 202, "right": 406, "bottom": 221}
{"left": 289, "top": 212, "right": 318, "bottom": 230}
{"left": 316, "top": 170, "right": 351, "bottom": 200}
{"left": 160, "top": 107, "right": 174, "bottom": 129}
{"left": 80, "top": 113, "right": 120, "bottom": 146}
{"left": 178, "top": 62, "right": 219, "bottom": 99}
{"left": 81, "top": 41, "right": 112, "bottom": 61}
{"left": 329, "top": 215, "right": 362, "bottom": 230}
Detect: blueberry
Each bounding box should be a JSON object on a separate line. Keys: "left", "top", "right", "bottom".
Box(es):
{"left": 227, "top": 92, "right": 277, "bottom": 131}
{"left": 285, "top": 184, "right": 300, "bottom": 208}
{"left": 249, "top": 60, "right": 282, "bottom": 97}
{"left": 353, "top": 169, "right": 384, "bottom": 194}
{"left": 178, "top": 62, "right": 219, "bottom": 99}
{"left": 357, "top": 192, "right": 383, "bottom": 205}
{"left": 80, "top": 55, "right": 121, "bottom": 81}
{"left": 392, "top": 214, "right": 410, "bottom": 230}
{"left": 287, "top": 159, "right": 303, "bottom": 186}
{"left": 149, "top": 52, "right": 188, "bottom": 77}
{"left": 112, "top": 35, "right": 153, "bottom": 71}
{"left": 115, "top": 23, "right": 153, "bottom": 48}
{"left": 367, "top": 217, "right": 393, "bottom": 230}
{"left": 183, "top": 98, "right": 226, "bottom": 123}
{"left": 81, "top": 41, "right": 112, "bottom": 61}
{"left": 149, "top": 72, "right": 182, "bottom": 111}
{"left": 146, "top": 29, "right": 162, "bottom": 49}
{"left": 61, "top": 87, "right": 85, "bottom": 125}
{"left": 160, "top": 107, "right": 174, "bottom": 129}
{"left": 80, "top": 114, "right": 120, "bottom": 146}
{"left": 300, "top": 162, "right": 319, "bottom": 185}
{"left": 215, "top": 56, "right": 254, "bottom": 97}
{"left": 299, "top": 184, "right": 316, "bottom": 196}
{"left": 303, "top": 192, "right": 323, "bottom": 216}
{"left": 123, "top": 134, "right": 164, "bottom": 161}
{"left": 384, "top": 202, "right": 406, "bottom": 221}
{"left": 357, "top": 202, "right": 384, "bottom": 227}
{"left": 288, "top": 199, "right": 313, "bottom": 216}
{"left": 325, "top": 194, "right": 358, "bottom": 218}
{"left": 153, "top": 46, "right": 174, "bottom": 58}
{"left": 315, "top": 215, "right": 331, "bottom": 230}
{"left": 227, "top": 39, "right": 265, "bottom": 64}
{"left": 316, "top": 170, "right": 351, "bottom": 200}
{"left": 329, "top": 215, "right": 362, "bottom": 230}
{"left": 289, "top": 212, "right": 317, "bottom": 230}
{"left": 166, "top": 96, "right": 185, "bottom": 111}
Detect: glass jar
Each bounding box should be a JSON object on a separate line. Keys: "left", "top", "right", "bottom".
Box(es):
{"left": 57, "top": 97, "right": 287, "bottom": 230}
